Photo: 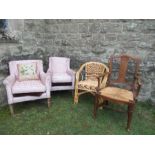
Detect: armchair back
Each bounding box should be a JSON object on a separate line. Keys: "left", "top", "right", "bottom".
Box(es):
{"left": 9, "top": 60, "right": 43, "bottom": 77}
{"left": 49, "top": 57, "right": 70, "bottom": 73}
{"left": 108, "top": 54, "right": 141, "bottom": 92}
{"left": 85, "top": 62, "right": 108, "bottom": 81}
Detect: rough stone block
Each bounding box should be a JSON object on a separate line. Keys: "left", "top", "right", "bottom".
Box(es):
{"left": 49, "top": 24, "right": 60, "bottom": 33}
{"left": 142, "top": 21, "right": 155, "bottom": 33}
{"left": 92, "top": 34, "right": 105, "bottom": 41}
{"left": 101, "top": 23, "right": 122, "bottom": 33}
{"left": 121, "top": 41, "right": 138, "bottom": 49}
{"left": 117, "top": 33, "right": 141, "bottom": 41}
{"left": 81, "top": 33, "right": 92, "bottom": 39}
{"left": 89, "top": 23, "right": 101, "bottom": 33}
{"left": 44, "top": 33, "right": 56, "bottom": 39}
{"left": 60, "top": 24, "right": 70, "bottom": 33}
{"left": 79, "top": 23, "right": 89, "bottom": 33}
{"left": 123, "top": 22, "right": 140, "bottom": 32}
{"left": 105, "top": 34, "right": 116, "bottom": 41}
{"left": 68, "top": 24, "right": 78, "bottom": 33}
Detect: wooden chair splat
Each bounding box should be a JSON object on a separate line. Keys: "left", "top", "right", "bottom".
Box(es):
{"left": 118, "top": 56, "right": 129, "bottom": 83}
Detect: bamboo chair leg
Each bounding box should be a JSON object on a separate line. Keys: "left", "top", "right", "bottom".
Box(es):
{"left": 9, "top": 104, "right": 14, "bottom": 116}
{"left": 127, "top": 104, "right": 135, "bottom": 131}
{"left": 47, "top": 98, "right": 51, "bottom": 108}
{"left": 74, "top": 89, "right": 79, "bottom": 104}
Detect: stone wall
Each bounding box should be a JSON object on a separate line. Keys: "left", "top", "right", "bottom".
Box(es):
{"left": 0, "top": 19, "right": 155, "bottom": 106}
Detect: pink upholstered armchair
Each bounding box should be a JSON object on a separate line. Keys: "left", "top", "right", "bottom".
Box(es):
{"left": 3, "top": 60, "right": 51, "bottom": 115}
{"left": 47, "top": 57, "right": 75, "bottom": 91}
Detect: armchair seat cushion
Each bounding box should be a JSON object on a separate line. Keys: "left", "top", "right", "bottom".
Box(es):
{"left": 99, "top": 87, "right": 134, "bottom": 103}
{"left": 52, "top": 73, "right": 72, "bottom": 83}
{"left": 12, "top": 80, "right": 46, "bottom": 94}
{"left": 78, "top": 79, "right": 98, "bottom": 91}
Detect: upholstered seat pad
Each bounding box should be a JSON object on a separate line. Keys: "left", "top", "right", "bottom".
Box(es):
{"left": 12, "top": 80, "right": 46, "bottom": 94}
{"left": 99, "top": 87, "right": 134, "bottom": 103}
{"left": 52, "top": 73, "right": 72, "bottom": 83}
{"left": 78, "top": 79, "right": 98, "bottom": 91}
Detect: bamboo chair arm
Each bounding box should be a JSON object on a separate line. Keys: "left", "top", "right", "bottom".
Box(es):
{"left": 75, "top": 64, "right": 87, "bottom": 81}
{"left": 75, "top": 64, "right": 87, "bottom": 91}
{"left": 95, "top": 72, "right": 109, "bottom": 92}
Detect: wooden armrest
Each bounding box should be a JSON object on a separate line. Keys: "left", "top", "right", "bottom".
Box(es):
{"left": 137, "top": 78, "right": 142, "bottom": 86}
{"left": 132, "top": 75, "right": 142, "bottom": 98}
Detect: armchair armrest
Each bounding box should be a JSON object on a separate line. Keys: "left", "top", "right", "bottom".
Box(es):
{"left": 40, "top": 72, "right": 51, "bottom": 85}
{"left": 83, "top": 71, "right": 109, "bottom": 92}
{"left": 133, "top": 75, "right": 142, "bottom": 99}
{"left": 66, "top": 69, "right": 75, "bottom": 76}
{"left": 40, "top": 71, "right": 51, "bottom": 97}
{"left": 75, "top": 64, "right": 86, "bottom": 81}
{"left": 67, "top": 69, "right": 76, "bottom": 86}
{"left": 95, "top": 72, "right": 109, "bottom": 92}
{"left": 47, "top": 69, "right": 53, "bottom": 75}
{"left": 137, "top": 78, "right": 142, "bottom": 87}
{"left": 3, "top": 75, "right": 15, "bottom": 104}
{"left": 3, "top": 75, "right": 16, "bottom": 86}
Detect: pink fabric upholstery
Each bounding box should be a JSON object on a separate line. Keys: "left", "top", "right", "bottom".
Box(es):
{"left": 12, "top": 80, "right": 46, "bottom": 94}
{"left": 47, "top": 57, "right": 75, "bottom": 91}
{"left": 49, "top": 57, "right": 69, "bottom": 73}
{"left": 52, "top": 73, "right": 72, "bottom": 83}
{"left": 3, "top": 60, "right": 51, "bottom": 105}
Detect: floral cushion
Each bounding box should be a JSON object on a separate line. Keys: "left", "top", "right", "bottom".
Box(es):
{"left": 17, "top": 63, "right": 39, "bottom": 81}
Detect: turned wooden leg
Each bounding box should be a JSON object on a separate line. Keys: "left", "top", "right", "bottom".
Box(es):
{"left": 47, "top": 98, "right": 51, "bottom": 108}
{"left": 127, "top": 104, "right": 135, "bottom": 131}
{"left": 94, "top": 95, "right": 99, "bottom": 118}
{"left": 9, "top": 104, "right": 14, "bottom": 116}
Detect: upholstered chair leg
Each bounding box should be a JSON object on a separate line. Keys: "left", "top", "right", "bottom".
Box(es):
{"left": 127, "top": 104, "right": 135, "bottom": 131}
{"left": 9, "top": 104, "right": 14, "bottom": 116}
{"left": 47, "top": 98, "right": 51, "bottom": 108}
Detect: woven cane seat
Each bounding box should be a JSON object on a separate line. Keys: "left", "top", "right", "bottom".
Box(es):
{"left": 78, "top": 79, "right": 98, "bottom": 92}
{"left": 99, "top": 87, "right": 134, "bottom": 103}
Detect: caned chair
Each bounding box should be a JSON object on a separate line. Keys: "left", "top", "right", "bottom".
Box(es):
{"left": 94, "top": 54, "right": 141, "bottom": 131}
{"left": 47, "top": 57, "right": 75, "bottom": 91}
{"left": 3, "top": 60, "right": 51, "bottom": 115}
{"left": 74, "top": 62, "right": 109, "bottom": 104}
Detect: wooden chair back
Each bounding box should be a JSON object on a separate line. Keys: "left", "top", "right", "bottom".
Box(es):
{"left": 108, "top": 54, "right": 141, "bottom": 90}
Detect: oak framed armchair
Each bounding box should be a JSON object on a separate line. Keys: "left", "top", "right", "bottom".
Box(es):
{"left": 3, "top": 60, "right": 51, "bottom": 115}
{"left": 94, "top": 54, "right": 141, "bottom": 131}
